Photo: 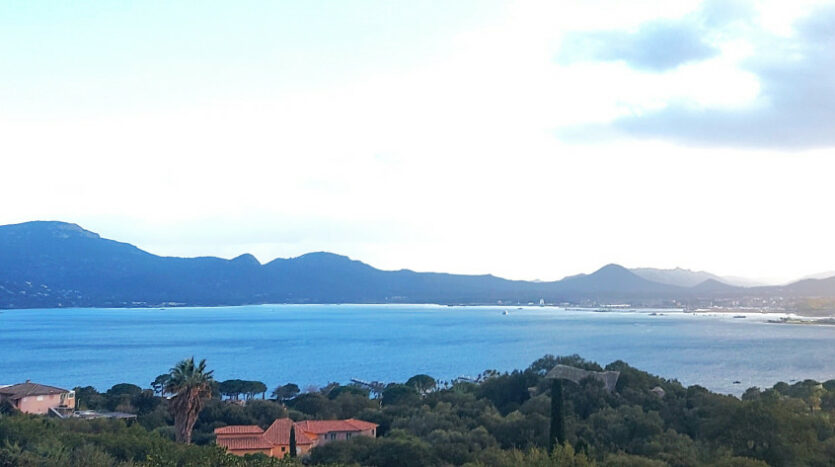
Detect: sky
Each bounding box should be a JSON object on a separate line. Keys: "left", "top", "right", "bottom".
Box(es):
{"left": 1, "top": 0, "right": 834, "bottom": 283}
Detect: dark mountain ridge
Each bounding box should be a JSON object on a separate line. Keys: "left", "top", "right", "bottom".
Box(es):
{"left": 0, "top": 221, "right": 832, "bottom": 308}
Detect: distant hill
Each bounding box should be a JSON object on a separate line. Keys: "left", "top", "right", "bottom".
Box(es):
{"left": 689, "top": 279, "right": 742, "bottom": 295}
{"left": 558, "top": 264, "right": 683, "bottom": 297}
{"left": 631, "top": 268, "right": 727, "bottom": 287}
{"left": 0, "top": 221, "right": 832, "bottom": 308}
{"left": 800, "top": 271, "right": 835, "bottom": 281}
{"left": 630, "top": 267, "right": 765, "bottom": 288}
{"left": 773, "top": 277, "right": 835, "bottom": 297}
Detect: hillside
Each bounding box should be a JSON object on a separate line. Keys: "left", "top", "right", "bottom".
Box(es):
{"left": 631, "top": 267, "right": 725, "bottom": 287}
{"left": 3, "top": 354, "right": 835, "bottom": 466}
{"left": 0, "top": 221, "right": 832, "bottom": 308}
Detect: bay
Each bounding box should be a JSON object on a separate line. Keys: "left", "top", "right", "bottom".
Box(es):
{"left": 1, "top": 304, "right": 834, "bottom": 396}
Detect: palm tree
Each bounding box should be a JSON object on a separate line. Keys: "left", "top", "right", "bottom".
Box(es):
{"left": 165, "top": 357, "right": 214, "bottom": 444}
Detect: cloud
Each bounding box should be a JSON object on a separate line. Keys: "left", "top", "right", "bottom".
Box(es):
{"left": 698, "top": 0, "right": 757, "bottom": 28}
{"left": 559, "top": 0, "right": 756, "bottom": 71}
{"left": 560, "top": 20, "right": 719, "bottom": 71}
{"left": 560, "top": 2, "right": 835, "bottom": 149}
{"left": 558, "top": 0, "right": 756, "bottom": 72}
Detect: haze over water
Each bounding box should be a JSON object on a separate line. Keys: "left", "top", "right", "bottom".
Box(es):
{"left": 2, "top": 305, "right": 834, "bottom": 395}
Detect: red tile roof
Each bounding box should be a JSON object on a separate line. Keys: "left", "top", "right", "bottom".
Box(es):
{"left": 0, "top": 382, "right": 70, "bottom": 401}
{"left": 215, "top": 418, "right": 377, "bottom": 454}
{"left": 216, "top": 436, "right": 273, "bottom": 451}
{"left": 294, "top": 419, "right": 378, "bottom": 434}
{"left": 214, "top": 425, "right": 264, "bottom": 436}
{"left": 264, "top": 418, "right": 314, "bottom": 445}
{"left": 345, "top": 418, "right": 379, "bottom": 431}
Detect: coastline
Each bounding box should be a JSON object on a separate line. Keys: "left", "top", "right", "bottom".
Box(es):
{"left": 4, "top": 304, "right": 835, "bottom": 395}
{"left": 3, "top": 301, "right": 833, "bottom": 319}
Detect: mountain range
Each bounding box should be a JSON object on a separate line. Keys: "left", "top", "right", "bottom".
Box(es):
{"left": 1, "top": 221, "right": 833, "bottom": 309}
{"left": 630, "top": 268, "right": 767, "bottom": 288}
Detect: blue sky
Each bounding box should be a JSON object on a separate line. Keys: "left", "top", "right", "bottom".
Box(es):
{"left": 2, "top": 0, "right": 834, "bottom": 283}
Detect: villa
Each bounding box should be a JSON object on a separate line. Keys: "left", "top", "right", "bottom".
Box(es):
{"left": 215, "top": 417, "right": 378, "bottom": 457}
{"left": 0, "top": 380, "right": 75, "bottom": 416}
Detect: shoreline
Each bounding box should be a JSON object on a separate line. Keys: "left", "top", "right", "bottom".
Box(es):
{"left": 2, "top": 302, "right": 833, "bottom": 320}
{"left": 3, "top": 304, "right": 835, "bottom": 396}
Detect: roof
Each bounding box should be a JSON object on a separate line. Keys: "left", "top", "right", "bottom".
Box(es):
{"left": 0, "top": 382, "right": 70, "bottom": 400}
{"left": 215, "top": 418, "right": 378, "bottom": 453}
{"left": 294, "top": 419, "right": 379, "bottom": 435}
{"left": 214, "top": 425, "right": 264, "bottom": 436}
{"left": 344, "top": 418, "right": 379, "bottom": 431}
{"left": 215, "top": 436, "right": 273, "bottom": 451}
{"left": 264, "top": 418, "right": 314, "bottom": 445}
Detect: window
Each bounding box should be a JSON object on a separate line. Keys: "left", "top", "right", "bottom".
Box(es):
{"left": 36, "top": 396, "right": 44, "bottom": 401}
{"left": 329, "top": 433, "right": 337, "bottom": 440}
{"left": 346, "top": 433, "right": 352, "bottom": 440}
{"left": 281, "top": 447, "right": 286, "bottom": 452}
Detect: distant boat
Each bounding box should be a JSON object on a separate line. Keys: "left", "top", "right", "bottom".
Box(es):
{"left": 733, "top": 315, "right": 746, "bottom": 319}
{"left": 502, "top": 310, "right": 509, "bottom": 315}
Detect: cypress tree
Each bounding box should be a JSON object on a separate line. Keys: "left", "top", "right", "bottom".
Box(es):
{"left": 289, "top": 425, "right": 297, "bottom": 457}
{"left": 549, "top": 378, "right": 565, "bottom": 452}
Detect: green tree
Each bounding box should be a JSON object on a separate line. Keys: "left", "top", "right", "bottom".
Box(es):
{"left": 328, "top": 384, "right": 370, "bottom": 400}
{"left": 105, "top": 383, "right": 144, "bottom": 412}
{"left": 251, "top": 381, "right": 268, "bottom": 400}
{"left": 165, "top": 357, "right": 215, "bottom": 444}
{"left": 406, "top": 374, "right": 437, "bottom": 394}
{"left": 319, "top": 382, "right": 340, "bottom": 397}
{"left": 219, "top": 379, "right": 246, "bottom": 400}
{"left": 289, "top": 393, "right": 338, "bottom": 418}
{"left": 290, "top": 425, "right": 297, "bottom": 458}
{"left": 106, "top": 383, "right": 142, "bottom": 397}
{"left": 382, "top": 384, "right": 420, "bottom": 407}
{"left": 151, "top": 374, "right": 170, "bottom": 396}
{"left": 273, "top": 383, "right": 301, "bottom": 401}
{"left": 132, "top": 389, "right": 160, "bottom": 415}
{"left": 73, "top": 386, "right": 105, "bottom": 410}
{"left": 550, "top": 379, "right": 565, "bottom": 452}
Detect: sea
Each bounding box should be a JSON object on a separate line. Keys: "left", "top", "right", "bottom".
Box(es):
{"left": 1, "top": 304, "right": 834, "bottom": 396}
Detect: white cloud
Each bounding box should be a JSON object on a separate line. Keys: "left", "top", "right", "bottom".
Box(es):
{"left": 1, "top": 0, "right": 834, "bottom": 283}
{"left": 558, "top": 0, "right": 835, "bottom": 148}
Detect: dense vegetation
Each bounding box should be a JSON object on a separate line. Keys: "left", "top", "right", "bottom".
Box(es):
{"left": 4, "top": 355, "right": 835, "bottom": 466}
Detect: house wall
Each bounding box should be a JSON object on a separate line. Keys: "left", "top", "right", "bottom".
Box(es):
{"left": 16, "top": 393, "right": 72, "bottom": 414}
{"left": 269, "top": 443, "right": 312, "bottom": 457}
{"left": 312, "top": 429, "right": 375, "bottom": 447}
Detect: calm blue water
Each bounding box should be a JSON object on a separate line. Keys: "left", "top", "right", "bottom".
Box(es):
{"left": 1, "top": 305, "right": 834, "bottom": 395}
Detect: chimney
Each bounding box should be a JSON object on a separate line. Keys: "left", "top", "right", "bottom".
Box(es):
{"left": 25, "top": 379, "right": 30, "bottom": 383}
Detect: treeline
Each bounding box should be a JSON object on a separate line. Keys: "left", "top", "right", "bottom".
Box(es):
{"left": 4, "top": 355, "right": 835, "bottom": 465}
{"left": 0, "top": 416, "right": 297, "bottom": 467}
